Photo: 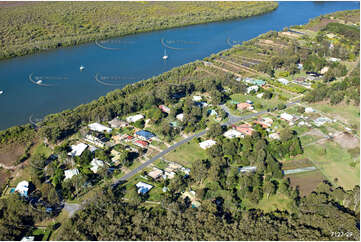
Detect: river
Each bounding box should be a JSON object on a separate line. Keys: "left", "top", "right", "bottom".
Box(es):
{"left": 0, "top": 1, "right": 359, "bottom": 130}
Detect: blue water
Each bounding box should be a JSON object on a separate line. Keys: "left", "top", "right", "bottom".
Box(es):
{"left": 0, "top": 1, "right": 359, "bottom": 130}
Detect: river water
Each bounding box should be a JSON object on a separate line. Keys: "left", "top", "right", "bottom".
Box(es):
{"left": 0, "top": 1, "right": 359, "bottom": 130}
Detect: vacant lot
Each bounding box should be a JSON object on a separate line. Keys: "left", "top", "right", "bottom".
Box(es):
{"left": 0, "top": 143, "right": 26, "bottom": 167}
{"left": 286, "top": 170, "right": 325, "bottom": 196}
{"left": 281, "top": 158, "right": 314, "bottom": 170}
{"left": 164, "top": 139, "right": 207, "bottom": 167}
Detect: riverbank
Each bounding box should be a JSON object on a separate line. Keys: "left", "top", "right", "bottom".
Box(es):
{"left": 0, "top": 1, "right": 278, "bottom": 60}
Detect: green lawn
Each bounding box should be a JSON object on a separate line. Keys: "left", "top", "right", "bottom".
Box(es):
{"left": 243, "top": 193, "right": 293, "bottom": 213}
{"left": 164, "top": 139, "right": 208, "bottom": 167}
{"left": 309, "top": 103, "right": 360, "bottom": 135}
{"left": 302, "top": 140, "right": 360, "bottom": 189}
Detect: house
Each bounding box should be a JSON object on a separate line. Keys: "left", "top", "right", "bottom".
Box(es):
{"left": 176, "top": 113, "right": 184, "bottom": 121}
{"left": 320, "top": 66, "right": 329, "bottom": 75}
{"left": 243, "top": 78, "right": 266, "bottom": 86}
{"left": 88, "top": 122, "right": 112, "bottom": 133}
{"left": 21, "top": 237, "right": 35, "bottom": 241}
{"left": 305, "top": 107, "right": 315, "bottom": 113}
{"left": 135, "top": 130, "right": 156, "bottom": 141}
{"left": 239, "top": 166, "right": 257, "bottom": 173}
{"left": 199, "top": 140, "right": 216, "bottom": 149}
{"left": 256, "top": 93, "right": 264, "bottom": 98}
{"left": 280, "top": 113, "right": 294, "bottom": 122}
{"left": 224, "top": 129, "right": 244, "bottom": 139}
{"left": 181, "top": 167, "right": 191, "bottom": 175}
{"left": 15, "top": 181, "right": 29, "bottom": 197}
{"left": 314, "top": 117, "right": 332, "bottom": 127}
{"left": 68, "top": 143, "right": 88, "bottom": 157}
{"left": 90, "top": 158, "right": 105, "bottom": 173}
{"left": 235, "top": 124, "right": 254, "bottom": 136}
{"left": 254, "top": 117, "right": 273, "bottom": 128}
{"left": 237, "top": 102, "right": 253, "bottom": 111}
{"left": 208, "top": 109, "right": 218, "bottom": 116}
{"left": 134, "top": 140, "right": 149, "bottom": 148}
{"left": 108, "top": 118, "right": 128, "bottom": 128}
{"left": 111, "top": 150, "right": 122, "bottom": 163}
{"left": 192, "top": 95, "right": 202, "bottom": 102}
{"left": 112, "top": 134, "right": 124, "bottom": 144}
{"left": 159, "top": 105, "right": 170, "bottom": 113}
{"left": 136, "top": 182, "right": 153, "bottom": 194}
{"left": 88, "top": 145, "right": 98, "bottom": 153}
{"left": 247, "top": 85, "right": 259, "bottom": 94}
{"left": 328, "top": 57, "right": 340, "bottom": 62}
{"left": 164, "top": 171, "right": 176, "bottom": 179}
{"left": 278, "top": 78, "right": 289, "bottom": 85}
{"left": 64, "top": 169, "right": 79, "bottom": 180}
{"left": 148, "top": 167, "right": 163, "bottom": 180}
{"left": 126, "top": 114, "right": 144, "bottom": 123}
{"left": 297, "top": 63, "right": 303, "bottom": 69}
{"left": 269, "top": 133, "right": 280, "bottom": 140}
{"left": 168, "top": 162, "right": 183, "bottom": 171}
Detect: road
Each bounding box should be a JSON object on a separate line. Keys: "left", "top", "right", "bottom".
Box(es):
{"left": 115, "top": 100, "right": 300, "bottom": 183}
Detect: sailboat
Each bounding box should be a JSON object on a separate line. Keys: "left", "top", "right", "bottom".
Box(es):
{"left": 162, "top": 49, "right": 168, "bottom": 60}
{"left": 36, "top": 80, "right": 43, "bottom": 84}
{"left": 80, "top": 65, "right": 85, "bottom": 71}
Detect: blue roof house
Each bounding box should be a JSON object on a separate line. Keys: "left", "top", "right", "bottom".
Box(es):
{"left": 135, "top": 130, "right": 156, "bottom": 141}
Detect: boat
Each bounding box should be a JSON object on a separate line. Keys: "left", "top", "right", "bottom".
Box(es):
{"left": 80, "top": 65, "right": 85, "bottom": 71}
{"left": 36, "top": 80, "right": 43, "bottom": 84}
{"left": 162, "top": 49, "right": 168, "bottom": 60}
{"left": 0, "top": 90, "right": 3, "bottom": 95}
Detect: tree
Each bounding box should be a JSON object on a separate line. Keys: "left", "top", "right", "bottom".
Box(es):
{"left": 207, "top": 123, "right": 224, "bottom": 138}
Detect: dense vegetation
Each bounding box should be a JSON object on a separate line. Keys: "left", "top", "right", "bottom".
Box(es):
{"left": 0, "top": 1, "right": 278, "bottom": 60}
{"left": 53, "top": 182, "right": 360, "bottom": 240}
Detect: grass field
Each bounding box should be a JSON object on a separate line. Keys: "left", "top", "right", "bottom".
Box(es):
{"left": 302, "top": 140, "right": 360, "bottom": 190}
{"left": 243, "top": 193, "right": 293, "bottom": 213}
{"left": 164, "top": 139, "right": 208, "bottom": 167}
{"left": 309, "top": 103, "right": 360, "bottom": 135}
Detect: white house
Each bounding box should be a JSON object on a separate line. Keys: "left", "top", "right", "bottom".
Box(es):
{"left": 193, "top": 95, "right": 202, "bottom": 102}
{"left": 15, "top": 181, "right": 29, "bottom": 197}
{"left": 21, "top": 237, "right": 35, "bottom": 241}
{"left": 126, "top": 114, "right": 144, "bottom": 123}
{"left": 278, "top": 78, "right": 289, "bottom": 85}
{"left": 88, "top": 122, "right": 112, "bottom": 133}
{"left": 199, "top": 140, "right": 216, "bottom": 149}
{"left": 90, "top": 158, "right": 105, "bottom": 173}
{"left": 239, "top": 166, "right": 257, "bottom": 173}
{"left": 256, "top": 93, "right": 264, "bottom": 98}
{"left": 224, "top": 129, "right": 244, "bottom": 139}
{"left": 84, "top": 134, "right": 105, "bottom": 148}
{"left": 314, "top": 117, "right": 332, "bottom": 127}
{"left": 176, "top": 113, "right": 184, "bottom": 121}
{"left": 148, "top": 167, "right": 163, "bottom": 180}
{"left": 64, "top": 168, "right": 80, "bottom": 180}
{"left": 269, "top": 133, "right": 280, "bottom": 140}
{"left": 305, "top": 107, "right": 315, "bottom": 113}
{"left": 136, "top": 182, "right": 153, "bottom": 194}
{"left": 280, "top": 113, "right": 294, "bottom": 122}
{"left": 247, "top": 85, "right": 259, "bottom": 94}
{"left": 68, "top": 143, "right": 88, "bottom": 157}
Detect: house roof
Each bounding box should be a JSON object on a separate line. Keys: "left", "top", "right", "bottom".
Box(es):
{"left": 136, "top": 182, "right": 153, "bottom": 194}
{"left": 68, "top": 143, "right": 88, "bottom": 157}
{"left": 199, "top": 140, "right": 216, "bottom": 149}
{"left": 88, "top": 122, "right": 112, "bottom": 133}
{"left": 90, "top": 158, "right": 105, "bottom": 173}
{"left": 108, "top": 118, "right": 127, "bottom": 128}
{"left": 135, "top": 130, "right": 155, "bottom": 140}
{"left": 15, "top": 180, "right": 29, "bottom": 197}
{"left": 64, "top": 169, "right": 79, "bottom": 180}
{"left": 126, "top": 114, "right": 144, "bottom": 123}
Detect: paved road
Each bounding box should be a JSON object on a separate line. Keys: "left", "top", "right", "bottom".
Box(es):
{"left": 115, "top": 100, "right": 300, "bottom": 183}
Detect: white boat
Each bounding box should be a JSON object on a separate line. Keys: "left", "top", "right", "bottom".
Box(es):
{"left": 80, "top": 65, "right": 85, "bottom": 71}
{"left": 0, "top": 90, "right": 3, "bottom": 95}
{"left": 162, "top": 49, "right": 168, "bottom": 60}
{"left": 36, "top": 80, "right": 43, "bottom": 84}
